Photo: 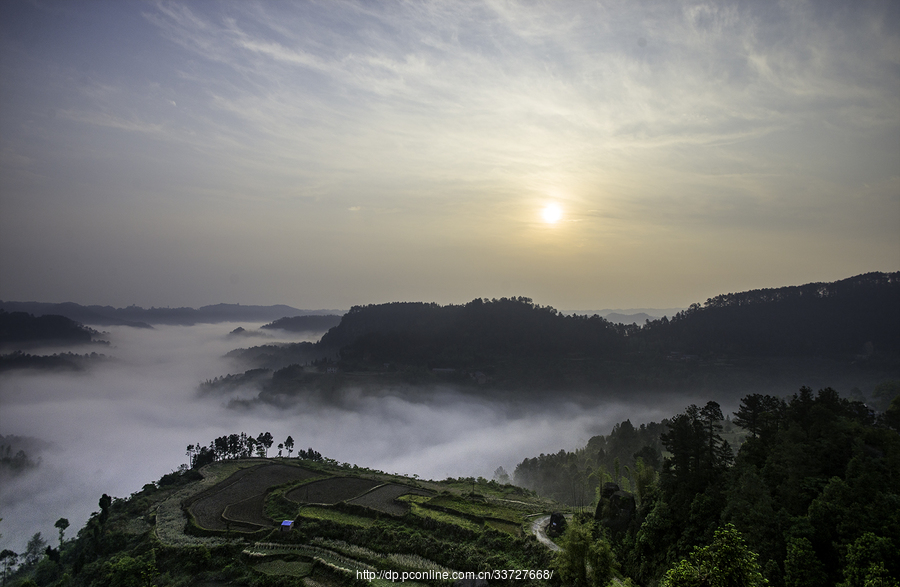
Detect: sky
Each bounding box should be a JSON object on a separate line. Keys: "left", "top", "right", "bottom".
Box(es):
{"left": 1, "top": 0, "right": 898, "bottom": 311}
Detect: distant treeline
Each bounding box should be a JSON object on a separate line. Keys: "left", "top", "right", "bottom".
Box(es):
{"left": 261, "top": 314, "right": 343, "bottom": 332}
{"left": 0, "top": 435, "right": 49, "bottom": 475}
{"left": 225, "top": 342, "right": 323, "bottom": 371}
{"left": 0, "top": 446, "right": 40, "bottom": 474}
{"left": 0, "top": 350, "right": 109, "bottom": 373}
{"left": 185, "top": 432, "right": 324, "bottom": 469}
{"left": 0, "top": 301, "right": 342, "bottom": 327}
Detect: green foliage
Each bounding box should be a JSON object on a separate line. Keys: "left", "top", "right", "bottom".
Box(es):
{"left": 884, "top": 395, "right": 900, "bottom": 432}
{"left": 555, "top": 516, "right": 615, "bottom": 587}
{"left": 604, "top": 386, "right": 900, "bottom": 586}
{"left": 54, "top": 518, "right": 70, "bottom": 550}
{"left": 97, "top": 549, "right": 158, "bottom": 587}
{"left": 660, "top": 523, "right": 767, "bottom": 587}
{"left": 840, "top": 533, "right": 899, "bottom": 587}
{"left": 515, "top": 418, "right": 666, "bottom": 506}
{"left": 870, "top": 381, "right": 900, "bottom": 412}
{"left": 784, "top": 537, "right": 827, "bottom": 587}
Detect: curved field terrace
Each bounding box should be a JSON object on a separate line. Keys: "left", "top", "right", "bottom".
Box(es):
{"left": 347, "top": 483, "right": 434, "bottom": 516}
{"left": 285, "top": 476, "right": 380, "bottom": 505}
{"left": 223, "top": 493, "right": 269, "bottom": 527}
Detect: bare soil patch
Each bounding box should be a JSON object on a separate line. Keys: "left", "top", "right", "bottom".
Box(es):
{"left": 285, "top": 476, "right": 379, "bottom": 505}
{"left": 347, "top": 484, "right": 434, "bottom": 516}
{"left": 223, "top": 492, "right": 269, "bottom": 527}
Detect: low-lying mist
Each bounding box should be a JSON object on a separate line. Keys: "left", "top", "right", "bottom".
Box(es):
{"left": 0, "top": 323, "right": 708, "bottom": 552}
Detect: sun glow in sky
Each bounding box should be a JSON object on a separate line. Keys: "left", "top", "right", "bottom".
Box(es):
{"left": 542, "top": 204, "right": 563, "bottom": 224}
{"left": 0, "top": 1, "right": 898, "bottom": 310}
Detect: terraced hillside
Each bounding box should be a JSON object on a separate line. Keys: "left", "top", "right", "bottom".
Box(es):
{"left": 141, "top": 458, "right": 562, "bottom": 585}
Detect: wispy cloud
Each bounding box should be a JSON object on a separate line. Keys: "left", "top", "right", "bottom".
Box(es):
{"left": 1, "top": 0, "right": 897, "bottom": 308}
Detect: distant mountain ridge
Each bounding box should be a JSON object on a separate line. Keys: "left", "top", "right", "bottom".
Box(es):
{"left": 0, "top": 301, "right": 343, "bottom": 326}
{"left": 220, "top": 271, "right": 899, "bottom": 395}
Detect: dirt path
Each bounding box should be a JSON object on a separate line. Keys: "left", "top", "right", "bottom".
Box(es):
{"left": 530, "top": 515, "right": 560, "bottom": 552}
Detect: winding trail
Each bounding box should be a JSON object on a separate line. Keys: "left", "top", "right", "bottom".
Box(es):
{"left": 530, "top": 515, "right": 560, "bottom": 552}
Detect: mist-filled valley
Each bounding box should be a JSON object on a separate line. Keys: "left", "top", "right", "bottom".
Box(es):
{"left": 0, "top": 321, "right": 694, "bottom": 555}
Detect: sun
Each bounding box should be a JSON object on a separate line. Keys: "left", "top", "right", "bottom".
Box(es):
{"left": 542, "top": 203, "right": 563, "bottom": 224}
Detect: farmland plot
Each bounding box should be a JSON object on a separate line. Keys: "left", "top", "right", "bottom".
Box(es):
{"left": 285, "top": 476, "right": 379, "bottom": 504}
{"left": 347, "top": 484, "right": 434, "bottom": 516}
{"left": 187, "top": 463, "right": 319, "bottom": 531}
{"left": 223, "top": 492, "right": 269, "bottom": 527}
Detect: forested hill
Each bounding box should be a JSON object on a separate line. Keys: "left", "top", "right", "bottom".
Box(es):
{"left": 318, "top": 272, "right": 899, "bottom": 367}
{"left": 641, "top": 271, "right": 900, "bottom": 357}
{"left": 0, "top": 310, "right": 96, "bottom": 345}
{"left": 319, "top": 297, "right": 622, "bottom": 366}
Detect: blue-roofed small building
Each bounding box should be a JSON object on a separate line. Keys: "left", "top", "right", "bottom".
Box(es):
{"left": 280, "top": 520, "right": 294, "bottom": 532}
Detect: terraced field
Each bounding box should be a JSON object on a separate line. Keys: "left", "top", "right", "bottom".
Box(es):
{"left": 286, "top": 476, "right": 380, "bottom": 504}
{"left": 187, "top": 463, "right": 320, "bottom": 531}
{"left": 223, "top": 493, "right": 269, "bottom": 527}
{"left": 346, "top": 483, "right": 434, "bottom": 516}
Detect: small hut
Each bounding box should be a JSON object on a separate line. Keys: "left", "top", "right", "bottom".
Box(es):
{"left": 280, "top": 520, "right": 294, "bottom": 532}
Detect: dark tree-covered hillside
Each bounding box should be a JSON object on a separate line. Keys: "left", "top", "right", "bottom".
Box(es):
{"left": 260, "top": 314, "right": 343, "bottom": 332}
{"left": 0, "top": 311, "right": 95, "bottom": 345}
{"left": 638, "top": 271, "right": 900, "bottom": 357}
{"left": 218, "top": 272, "right": 900, "bottom": 397}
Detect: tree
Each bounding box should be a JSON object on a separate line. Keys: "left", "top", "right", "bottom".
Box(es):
{"left": 884, "top": 395, "right": 900, "bottom": 432}
{"left": 660, "top": 523, "right": 767, "bottom": 587}
{"left": 1, "top": 549, "right": 17, "bottom": 584}
{"left": 784, "top": 537, "right": 826, "bottom": 587}
{"left": 257, "top": 432, "right": 274, "bottom": 457}
{"left": 841, "top": 533, "right": 899, "bottom": 587}
{"left": 285, "top": 435, "right": 294, "bottom": 457}
{"left": 555, "top": 516, "right": 615, "bottom": 587}
{"left": 55, "top": 518, "right": 69, "bottom": 549}
{"left": 493, "top": 466, "right": 510, "bottom": 484}
{"left": 661, "top": 402, "right": 732, "bottom": 498}
{"left": 99, "top": 494, "right": 112, "bottom": 526}
{"left": 23, "top": 532, "right": 47, "bottom": 568}
{"left": 277, "top": 443, "right": 284, "bottom": 457}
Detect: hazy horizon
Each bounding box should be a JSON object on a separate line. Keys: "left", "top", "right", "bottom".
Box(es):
{"left": 1, "top": 1, "right": 897, "bottom": 312}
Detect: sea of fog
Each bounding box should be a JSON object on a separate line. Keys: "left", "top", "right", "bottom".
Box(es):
{"left": 0, "top": 323, "right": 705, "bottom": 552}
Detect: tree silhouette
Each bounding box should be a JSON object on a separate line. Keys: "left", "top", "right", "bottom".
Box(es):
{"left": 257, "top": 432, "right": 273, "bottom": 457}
{"left": 285, "top": 435, "right": 294, "bottom": 457}
{"left": 0, "top": 549, "right": 17, "bottom": 584}
{"left": 54, "top": 518, "right": 69, "bottom": 549}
